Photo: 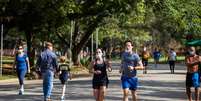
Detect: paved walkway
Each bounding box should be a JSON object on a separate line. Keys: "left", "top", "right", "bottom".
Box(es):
{"left": 0, "top": 62, "right": 190, "bottom": 101}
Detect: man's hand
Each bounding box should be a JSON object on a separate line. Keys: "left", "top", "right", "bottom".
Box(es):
{"left": 128, "top": 66, "right": 134, "bottom": 71}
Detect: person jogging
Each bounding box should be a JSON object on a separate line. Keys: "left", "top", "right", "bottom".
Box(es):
{"left": 90, "top": 48, "right": 112, "bottom": 101}
{"left": 120, "top": 40, "right": 144, "bottom": 101}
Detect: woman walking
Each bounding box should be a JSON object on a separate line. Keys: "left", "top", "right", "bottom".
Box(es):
{"left": 13, "top": 45, "right": 30, "bottom": 95}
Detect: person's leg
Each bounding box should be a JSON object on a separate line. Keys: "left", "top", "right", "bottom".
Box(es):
{"left": 169, "top": 61, "right": 172, "bottom": 73}
{"left": 186, "top": 87, "right": 192, "bottom": 101}
{"left": 154, "top": 59, "right": 157, "bottom": 68}
{"left": 43, "top": 70, "right": 54, "bottom": 100}
{"left": 17, "top": 69, "right": 27, "bottom": 95}
{"left": 121, "top": 76, "right": 130, "bottom": 101}
{"left": 123, "top": 89, "right": 129, "bottom": 101}
{"left": 195, "top": 87, "right": 199, "bottom": 101}
{"left": 99, "top": 86, "right": 106, "bottom": 101}
{"left": 131, "top": 90, "right": 137, "bottom": 101}
{"left": 172, "top": 61, "right": 175, "bottom": 74}
{"left": 61, "top": 84, "right": 66, "bottom": 100}
{"left": 156, "top": 59, "right": 159, "bottom": 68}
{"left": 93, "top": 89, "right": 99, "bottom": 101}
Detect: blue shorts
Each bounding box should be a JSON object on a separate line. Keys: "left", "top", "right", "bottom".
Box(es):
{"left": 59, "top": 71, "right": 69, "bottom": 84}
{"left": 121, "top": 76, "right": 138, "bottom": 90}
{"left": 186, "top": 72, "right": 200, "bottom": 88}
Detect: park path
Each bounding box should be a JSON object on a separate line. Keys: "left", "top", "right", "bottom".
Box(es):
{"left": 0, "top": 62, "right": 190, "bottom": 101}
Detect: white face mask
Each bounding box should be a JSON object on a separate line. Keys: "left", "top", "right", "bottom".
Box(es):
{"left": 96, "top": 53, "right": 103, "bottom": 59}
{"left": 18, "top": 49, "right": 23, "bottom": 53}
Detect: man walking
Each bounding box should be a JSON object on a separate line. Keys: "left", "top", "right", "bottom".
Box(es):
{"left": 36, "top": 42, "right": 58, "bottom": 101}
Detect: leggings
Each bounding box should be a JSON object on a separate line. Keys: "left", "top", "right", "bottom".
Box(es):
{"left": 17, "top": 69, "right": 27, "bottom": 85}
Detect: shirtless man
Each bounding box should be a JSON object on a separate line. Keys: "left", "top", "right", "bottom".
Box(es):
{"left": 185, "top": 46, "right": 201, "bottom": 101}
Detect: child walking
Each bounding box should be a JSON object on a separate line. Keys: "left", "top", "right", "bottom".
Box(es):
{"left": 58, "top": 56, "right": 71, "bottom": 101}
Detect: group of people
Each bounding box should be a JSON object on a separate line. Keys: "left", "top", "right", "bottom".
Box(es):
{"left": 141, "top": 47, "right": 177, "bottom": 74}
{"left": 13, "top": 40, "right": 144, "bottom": 101}
{"left": 13, "top": 42, "right": 71, "bottom": 101}
{"left": 13, "top": 40, "right": 201, "bottom": 101}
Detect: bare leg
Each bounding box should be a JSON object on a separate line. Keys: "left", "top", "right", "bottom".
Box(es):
{"left": 186, "top": 87, "right": 192, "bottom": 101}
{"left": 61, "top": 84, "right": 66, "bottom": 97}
{"left": 195, "top": 87, "right": 199, "bottom": 101}
{"left": 99, "top": 86, "right": 106, "bottom": 101}
{"left": 123, "top": 89, "right": 129, "bottom": 101}
{"left": 131, "top": 90, "right": 137, "bottom": 101}
{"left": 93, "top": 89, "right": 99, "bottom": 101}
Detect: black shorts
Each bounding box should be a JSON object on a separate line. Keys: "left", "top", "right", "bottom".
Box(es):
{"left": 168, "top": 61, "right": 175, "bottom": 66}
{"left": 142, "top": 59, "right": 148, "bottom": 66}
{"left": 92, "top": 80, "right": 109, "bottom": 89}
{"left": 59, "top": 71, "right": 68, "bottom": 84}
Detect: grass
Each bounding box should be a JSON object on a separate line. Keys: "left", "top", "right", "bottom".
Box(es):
{"left": 0, "top": 75, "right": 16, "bottom": 80}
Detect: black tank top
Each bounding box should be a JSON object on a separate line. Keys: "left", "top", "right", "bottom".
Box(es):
{"left": 93, "top": 61, "right": 108, "bottom": 82}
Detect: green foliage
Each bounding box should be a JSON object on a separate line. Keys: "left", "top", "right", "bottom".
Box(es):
{"left": 80, "top": 56, "right": 90, "bottom": 68}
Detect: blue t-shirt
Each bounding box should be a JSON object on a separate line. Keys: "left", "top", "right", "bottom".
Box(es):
{"left": 16, "top": 54, "right": 27, "bottom": 70}
{"left": 153, "top": 51, "right": 161, "bottom": 60}
{"left": 121, "top": 51, "right": 141, "bottom": 77}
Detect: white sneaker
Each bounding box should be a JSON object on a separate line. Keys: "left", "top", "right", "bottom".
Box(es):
{"left": 61, "top": 96, "right": 64, "bottom": 101}
{"left": 18, "top": 90, "right": 24, "bottom": 95}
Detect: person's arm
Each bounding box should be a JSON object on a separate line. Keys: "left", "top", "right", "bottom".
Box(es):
{"left": 12, "top": 54, "right": 17, "bottom": 71}
{"left": 128, "top": 54, "right": 144, "bottom": 70}
{"left": 89, "top": 61, "right": 95, "bottom": 74}
{"left": 185, "top": 56, "right": 200, "bottom": 67}
{"left": 36, "top": 55, "right": 41, "bottom": 72}
{"left": 26, "top": 57, "right": 30, "bottom": 73}
{"left": 134, "top": 60, "right": 144, "bottom": 70}
{"left": 106, "top": 60, "right": 112, "bottom": 72}
{"left": 53, "top": 56, "right": 59, "bottom": 72}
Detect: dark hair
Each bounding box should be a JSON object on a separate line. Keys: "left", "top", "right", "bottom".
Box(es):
{"left": 96, "top": 48, "right": 103, "bottom": 52}
{"left": 124, "top": 40, "right": 133, "bottom": 46}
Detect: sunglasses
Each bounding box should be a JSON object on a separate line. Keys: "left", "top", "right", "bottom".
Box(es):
{"left": 96, "top": 51, "right": 102, "bottom": 53}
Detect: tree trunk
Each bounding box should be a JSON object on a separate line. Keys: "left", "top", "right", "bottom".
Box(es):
{"left": 72, "top": 46, "right": 80, "bottom": 65}
{"left": 71, "top": 16, "right": 104, "bottom": 65}
{"left": 25, "top": 31, "right": 35, "bottom": 68}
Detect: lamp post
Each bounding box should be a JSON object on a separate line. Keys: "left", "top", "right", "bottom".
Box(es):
{"left": 96, "top": 28, "right": 99, "bottom": 49}
{"left": 91, "top": 34, "right": 94, "bottom": 61}
{"left": 0, "top": 23, "right": 3, "bottom": 76}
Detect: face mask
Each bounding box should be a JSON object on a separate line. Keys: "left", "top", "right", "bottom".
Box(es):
{"left": 18, "top": 49, "right": 23, "bottom": 53}
{"left": 189, "top": 51, "right": 195, "bottom": 55}
{"left": 96, "top": 54, "right": 102, "bottom": 59}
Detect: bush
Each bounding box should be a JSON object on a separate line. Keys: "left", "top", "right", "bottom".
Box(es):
{"left": 80, "top": 56, "right": 90, "bottom": 69}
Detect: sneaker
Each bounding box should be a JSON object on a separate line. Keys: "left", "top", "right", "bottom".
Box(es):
{"left": 18, "top": 90, "right": 24, "bottom": 95}
{"left": 44, "top": 97, "right": 51, "bottom": 101}
{"left": 61, "top": 96, "right": 64, "bottom": 101}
